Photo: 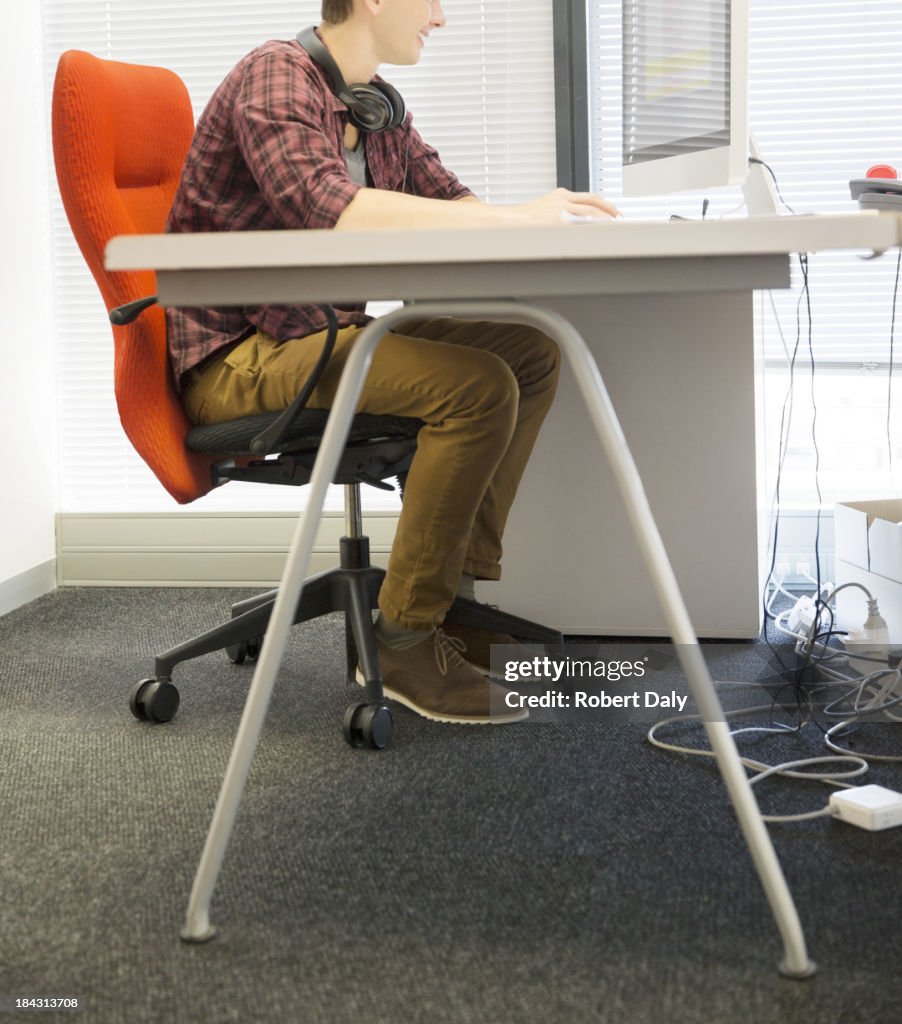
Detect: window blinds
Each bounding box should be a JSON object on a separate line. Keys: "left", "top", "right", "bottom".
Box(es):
{"left": 622, "top": 0, "right": 732, "bottom": 168}
{"left": 42, "top": 0, "right": 556, "bottom": 512}
{"left": 589, "top": 0, "right": 902, "bottom": 509}
{"left": 590, "top": 0, "right": 902, "bottom": 366}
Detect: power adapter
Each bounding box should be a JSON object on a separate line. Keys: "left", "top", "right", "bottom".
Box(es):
{"left": 786, "top": 595, "right": 817, "bottom": 635}
{"left": 829, "top": 785, "right": 902, "bottom": 831}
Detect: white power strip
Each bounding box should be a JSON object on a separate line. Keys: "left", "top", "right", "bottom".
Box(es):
{"left": 829, "top": 785, "right": 902, "bottom": 831}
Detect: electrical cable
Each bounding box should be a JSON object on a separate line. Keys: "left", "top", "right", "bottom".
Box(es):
{"left": 761, "top": 259, "right": 806, "bottom": 629}
{"left": 756, "top": 175, "right": 825, "bottom": 700}
{"left": 794, "top": 250, "right": 826, "bottom": 641}
{"left": 825, "top": 720, "right": 902, "bottom": 763}
{"left": 768, "top": 251, "right": 822, "bottom": 701}
{"left": 798, "top": 566, "right": 832, "bottom": 597}
{"left": 887, "top": 246, "right": 901, "bottom": 494}
{"left": 822, "top": 671, "right": 902, "bottom": 762}
{"left": 748, "top": 156, "right": 797, "bottom": 216}
{"left": 765, "top": 571, "right": 797, "bottom": 617}
{"left": 754, "top": 158, "right": 822, "bottom": 676}
{"left": 760, "top": 284, "right": 807, "bottom": 678}
{"left": 774, "top": 584, "right": 882, "bottom": 701}
{"left": 650, "top": 584, "right": 902, "bottom": 819}
{"left": 655, "top": 157, "right": 902, "bottom": 821}
{"left": 822, "top": 672, "right": 902, "bottom": 723}
{"left": 646, "top": 693, "right": 871, "bottom": 823}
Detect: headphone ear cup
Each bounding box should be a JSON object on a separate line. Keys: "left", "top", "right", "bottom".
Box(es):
{"left": 374, "top": 82, "right": 406, "bottom": 130}
{"left": 347, "top": 82, "right": 406, "bottom": 133}
{"left": 346, "top": 84, "right": 393, "bottom": 132}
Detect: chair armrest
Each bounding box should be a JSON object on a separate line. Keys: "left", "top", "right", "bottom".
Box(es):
{"left": 109, "top": 294, "right": 159, "bottom": 325}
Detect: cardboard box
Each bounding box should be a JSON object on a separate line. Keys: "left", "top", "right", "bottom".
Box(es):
{"left": 834, "top": 499, "right": 902, "bottom": 642}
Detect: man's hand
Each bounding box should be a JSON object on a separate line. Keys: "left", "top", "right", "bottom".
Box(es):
{"left": 512, "top": 188, "right": 620, "bottom": 224}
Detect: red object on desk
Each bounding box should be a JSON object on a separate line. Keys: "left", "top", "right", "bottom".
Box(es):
{"left": 867, "top": 163, "right": 898, "bottom": 179}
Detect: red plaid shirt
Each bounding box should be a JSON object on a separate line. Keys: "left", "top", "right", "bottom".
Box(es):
{"left": 166, "top": 37, "right": 473, "bottom": 390}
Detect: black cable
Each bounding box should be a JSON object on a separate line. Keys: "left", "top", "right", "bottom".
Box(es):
{"left": 249, "top": 304, "right": 340, "bottom": 455}
{"left": 798, "top": 252, "right": 824, "bottom": 608}
{"left": 761, "top": 244, "right": 812, "bottom": 679}
{"left": 759, "top": 213, "right": 821, "bottom": 708}
{"left": 761, "top": 257, "right": 808, "bottom": 677}
{"left": 792, "top": 249, "right": 830, "bottom": 695}
{"left": 753, "top": 155, "right": 902, "bottom": 743}
{"left": 748, "top": 156, "right": 797, "bottom": 215}
{"left": 763, "top": 286, "right": 805, "bottom": 620}
{"left": 762, "top": 295, "right": 802, "bottom": 627}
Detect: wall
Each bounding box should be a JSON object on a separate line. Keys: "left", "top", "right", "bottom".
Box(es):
{"left": 0, "top": 0, "right": 59, "bottom": 615}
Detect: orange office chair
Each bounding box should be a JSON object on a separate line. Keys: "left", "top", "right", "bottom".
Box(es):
{"left": 51, "top": 50, "right": 561, "bottom": 747}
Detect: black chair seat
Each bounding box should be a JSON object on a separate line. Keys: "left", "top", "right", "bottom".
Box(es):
{"left": 186, "top": 409, "right": 424, "bottom": 456}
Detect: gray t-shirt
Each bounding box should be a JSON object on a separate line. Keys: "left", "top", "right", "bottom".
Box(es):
{"left": 344, "top": 142, "right": 368, "bottom": 187}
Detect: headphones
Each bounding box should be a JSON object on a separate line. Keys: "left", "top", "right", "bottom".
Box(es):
{"left": 296, "top": 26, "right": 406, "bottom": 133}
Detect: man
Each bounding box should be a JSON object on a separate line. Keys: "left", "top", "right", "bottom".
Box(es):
{"left": 166, "top": 0, "right": 618, "bottom": 725}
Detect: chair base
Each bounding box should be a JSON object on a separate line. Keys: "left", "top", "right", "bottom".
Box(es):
{"left": 140, "top": 534, "right": 563, "bottom": 724}
{"left": 445, "top": 595, "right": 563, "bottom": 648}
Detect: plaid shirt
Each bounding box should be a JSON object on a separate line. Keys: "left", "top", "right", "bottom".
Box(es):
{"left": 166, "top": 37, "right": 473, "bottom": 390}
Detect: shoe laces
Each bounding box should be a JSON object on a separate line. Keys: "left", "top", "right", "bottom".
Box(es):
{"left": 433, "top": 628, "right": 467, "bottom": 676}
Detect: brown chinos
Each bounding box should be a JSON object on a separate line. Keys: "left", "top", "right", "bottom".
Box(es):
{"left": 183, "top": 316, "right": 560, "bottom": 629}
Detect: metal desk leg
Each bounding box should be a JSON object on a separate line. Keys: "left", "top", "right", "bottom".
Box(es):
{"left": 179, "top": 301, "right": 816, "bottom": 979}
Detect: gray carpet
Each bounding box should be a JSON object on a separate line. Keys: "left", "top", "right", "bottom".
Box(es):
{"left": 1, "top": 587, "right": 901, "bottom": 1023}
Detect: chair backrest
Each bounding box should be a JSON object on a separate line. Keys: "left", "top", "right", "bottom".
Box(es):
{"left": 52, "top": 49, "right": 216, "bottom": 503}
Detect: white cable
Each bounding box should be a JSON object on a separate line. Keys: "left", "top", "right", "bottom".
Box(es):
{"left": 825, "top": 720, "right": 902, "bottom": 763}
{"left": 773, "top": 608, "right": 848, "bottom": 667}
{"left": 819, "top": 581, "right": 873, "bottom": 607}
{"left": 765, "top": 574, "right": 794, "bottom": 616}
{"left": 647, "top": 703, "right": 868, "bottom": 783}
{"left": 748, "top": 756, "right": 867, "bottom": 787}
{"left": 760, "top": 807, "right": 835, "bottom": 823}
{"left": 823, "top": 672, "right": 902, "bottom": 727}
{"left": 768, "top": 288, "right": 795, "bottom": 366}
{"left": 800, "top": 568, "right": 833, "bottom": 597}
{"left": 718, "top": 198, "right": 749, "bottom": 219}
{"left": 647, "top": 689, "right": 873, "bottom": 823}
{"left": 650, "top": 586, "right": 902, "bottom": 819}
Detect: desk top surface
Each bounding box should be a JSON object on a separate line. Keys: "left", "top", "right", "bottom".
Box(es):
{"left": 106, "top": 211, "right": 902, "bottom": 273}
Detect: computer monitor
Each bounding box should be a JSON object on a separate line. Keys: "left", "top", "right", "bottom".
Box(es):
{"left": 621, "top": 0, "right": 749, "bottom": 199}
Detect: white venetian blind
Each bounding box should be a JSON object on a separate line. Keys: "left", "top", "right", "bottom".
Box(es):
{"left": 590, "top": 0, "right": 902, "bottom": 363}
{"left": 589, "top": 0, "right": 902, "bottom": 509}
{"left": 622, "top": 0, "right": 731, "bottom": 168}
{"left": 42, "top": 0, "right": 556, "bottom": 513}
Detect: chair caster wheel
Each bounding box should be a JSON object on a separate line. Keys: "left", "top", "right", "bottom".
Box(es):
{"left": 226, "top": 641, "right": 247, "bottom": 664}
{"left": 227, "top": 636, "right": 263, "bottom": 664}
{"left": 130, "top": 678, "right": 180, "bottom": 723}
{"left": 343, "top": 701, "right": 393, "bottom": 749}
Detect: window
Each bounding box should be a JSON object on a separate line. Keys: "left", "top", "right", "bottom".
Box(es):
{"left": 586, "top": 0, "right": 902, "bottom": 513}
{"left": 43, "top": 0, "right": 557, "bottom": 512}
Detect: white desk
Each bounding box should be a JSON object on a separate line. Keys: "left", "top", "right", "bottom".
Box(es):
{"left": 107, "top": 212, "right": 902, "bottom": 970}
{"left": 108, "top": 213, "right": 902, "bottom": 637}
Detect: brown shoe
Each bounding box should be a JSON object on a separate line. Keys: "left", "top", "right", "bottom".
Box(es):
{"left": 439, "top": 619, "right": 530, "bottom": 676}
{"left": 357, "top": 629, "right": 528, "bottom": 725}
